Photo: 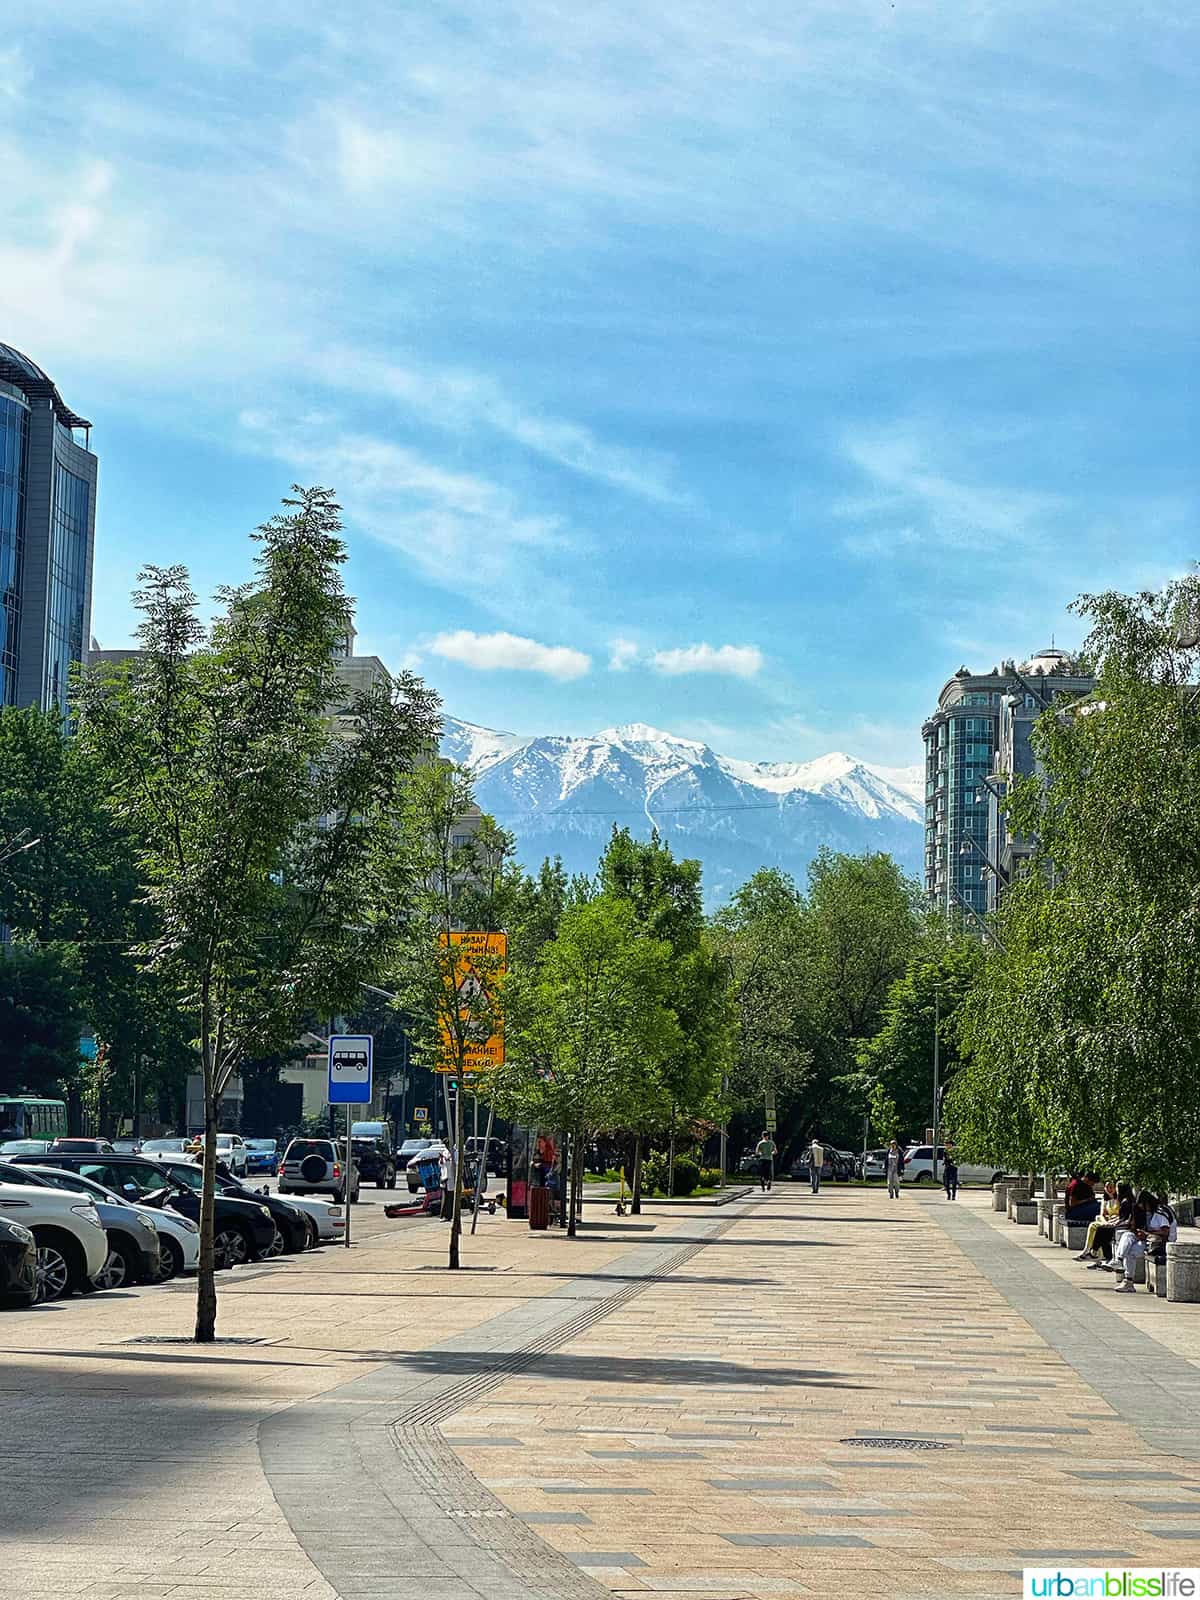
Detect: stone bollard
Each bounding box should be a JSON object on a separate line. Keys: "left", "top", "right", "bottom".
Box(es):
{"left": 1167, "top": 1240, "right": 1200, "bottom": 1303}
{"left": 1053, "top": 1203, "right": 1066, "bottom": 1244}
{"left": 993, "top": 1181, "right": 1011, "bottom": 1213}
{"left": 1037, "top": 1198, "right": 1056, "bottom": 1238}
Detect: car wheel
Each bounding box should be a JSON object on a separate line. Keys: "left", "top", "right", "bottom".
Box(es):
{"left": 92, "top": 1242, "right": 133, "bottom": 1291}
{"left": 213, "top": 1225, "right": 252, "bottom": 1269}
{"left": 33, "top": 1231, "right": 84, "bottom": 1302}
{"left": 154, "top": 1237, "right": 183, "bottom": 1282}
{"left": 264, "top": 1225, "right": 286, "bottom": 1258}
{"left": 913, "top": 1171, "right": 930, "bottom": 1184}
{"left": 386, "top": 1168, "right": 397, "bottom": 1190}
{"left": 304, "top": 1217, "right": 319, "bottom": 1248}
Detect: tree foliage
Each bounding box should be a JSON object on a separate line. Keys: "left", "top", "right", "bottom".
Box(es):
{"left": 948, "top": 575, "right": 1200, "bottom": 1191}
{"left": 77, "top": 486, "right": 439, "bottom": 1336}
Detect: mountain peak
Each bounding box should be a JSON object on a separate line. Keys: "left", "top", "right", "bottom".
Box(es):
{"left": 592, "top": 722, "right": 703, "bottom": 749}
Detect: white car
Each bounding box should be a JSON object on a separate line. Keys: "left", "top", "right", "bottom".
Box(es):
{"left": 901, "top": 1145, "right": 1004, "bottom": 1185}
{"left": 0, "top": 1180, "right": 108, "bottom": 1300}
{"left": 276, "top": 1192, "right": 345, "bottom": 1243}
{"left": 22, "top": 1165, "right": 199, "bottom": 1282}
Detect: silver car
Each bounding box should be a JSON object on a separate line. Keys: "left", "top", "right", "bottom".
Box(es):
{"left": 278, "top": 1139, "right": 360, "bottom": 1204}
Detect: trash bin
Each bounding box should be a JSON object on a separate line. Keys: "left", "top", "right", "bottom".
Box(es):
{"left": 528, "top": 1185, "right": 550, "bottom": 1231}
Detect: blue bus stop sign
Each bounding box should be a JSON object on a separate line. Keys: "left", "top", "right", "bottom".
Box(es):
{"left": 328, "top": 1035, "right": 373, "bottom": 1105}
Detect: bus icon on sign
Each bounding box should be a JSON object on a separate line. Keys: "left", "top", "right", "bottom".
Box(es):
{"left": 327, "top": 1034, "right": 373, "bottom": 1104}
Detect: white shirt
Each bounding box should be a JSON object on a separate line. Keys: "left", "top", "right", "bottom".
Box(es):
{"left": 810, "top": 1143, "right": 824, "bottom": 1166}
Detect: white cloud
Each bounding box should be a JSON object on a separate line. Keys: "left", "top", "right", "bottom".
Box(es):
{"left": 608, "top": 637, "right": 639, "bottom": 671}
{"left": 650, "top": 642, "right": 764, "bottom": 679}
{"left": 318, "top": 349, "right": 684, "bottom": 506}
{"left": 429, "top": 629, "right": 591, "bottom": 681}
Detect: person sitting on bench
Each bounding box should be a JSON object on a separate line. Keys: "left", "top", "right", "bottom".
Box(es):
{"left": 1075, "top": 1179, "right": 1120, "bottom": 1260}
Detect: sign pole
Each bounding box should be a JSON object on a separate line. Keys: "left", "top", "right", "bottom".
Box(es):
{"left": 470, "top": 1101, "right": 496, "bottom": 1235}
{"left": 345, "top": 1103, "right": 352, "bottom": 1248}
{"left": 327, "top": 1033, "right": 373, "bottom": 1251}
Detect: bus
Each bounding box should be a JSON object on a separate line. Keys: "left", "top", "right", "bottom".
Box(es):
{"left": 0, "top": 1097, "right": 68, "bottom": 1143}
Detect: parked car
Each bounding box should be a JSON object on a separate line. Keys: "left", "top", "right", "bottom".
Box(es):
{"left": 406, "top": 1142, "right": 449, "bottom": 1194}
{"left": 22, "top": 1165, "right": 200, "bottom": 1281}
{"left": 464, "top": 1135, "right": 506, "bottom": 1176}
{"left": 0, "top": 1178, "right": 108, "bottom": 1300}
{"left": 0, "top": 1161, "right": 161, "bottom": 1289}
{"left": 278, "top": 1139, "right": 360, "bottom": 1204}
{"left": 165, "top": 1158, "right": 310, "bottom": 1255}
{"left": 112, "top": 1138, "right": 143, "bottom": 1154}
{"left": 0, "top": 1214, "right": 37, "bottom": 1307}
{"left": 184, "top": 1134, "right": 249, "bottom": 1176}
{"left": 48, "top": 1138, "right": 114, "bottom": 1154}
{"left": 398, "top": 1137, "right": 437, "bottom": 1168}
{"left": 0, "top": 1140, "right": 50, "bottom": 1157}
{"left": 244, "top": 1138, "right": 279, "bottom": 1175}
{"left": 788, "top": 1148, "right": 854, "bottom": 1183}
{"left": 139, "top": 1138, "right": 191, "bottom": 1158}
{"left": 350, "top": 1135, "right": 397, "bottom": 1190}
{"left": 856, "top": 1149, "right": 888, "bottom": 1180}
{"left": 11, "top": 1154, "right": 276, "bottom": 1269}
{"left": 900, "top": 1145, "right": 1004, "bottom": 1185}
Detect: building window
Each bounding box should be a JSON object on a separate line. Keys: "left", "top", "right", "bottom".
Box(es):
{"left": 0, "top": 395, "right": 27, "bottom": 706}
{"left": 45, "top": 461, "right": 90, "bottom": 714}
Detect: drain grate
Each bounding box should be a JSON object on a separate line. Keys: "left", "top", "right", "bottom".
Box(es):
{"left": 841, "top": 1436, "right": 953, "bottom": 1451}
{"left": 123, "top": 1335, "right": 270, "bottom": 1346}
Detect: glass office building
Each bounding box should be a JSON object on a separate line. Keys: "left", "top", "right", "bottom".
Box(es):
{"left": 0, "top": 344, "right": 97, "bottom": 715}
{"left": 922, "top": 651, "right": 1093, "bottom": 922}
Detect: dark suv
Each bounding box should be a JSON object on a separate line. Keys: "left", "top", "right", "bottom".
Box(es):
{"left": 13, "top": 1153, "right": 276, "bottom": 1268}
{"left": 350, "top": 1136, "right": 397, "bottom": 1190}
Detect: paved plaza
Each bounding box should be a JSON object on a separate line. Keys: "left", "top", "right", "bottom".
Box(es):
{"left": 2, "top": 1183, "right": 1199, "bottom": 1600}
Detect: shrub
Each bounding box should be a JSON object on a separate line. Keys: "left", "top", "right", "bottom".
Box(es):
{"left": 700, "top": 1167, "right": 722, "bottom": 1189}
{"left": 641, "top": 1153, "right": 668, "bottom": 1195}
{"left": 672, "top": 1157, "right": 700, "bottom": 1196}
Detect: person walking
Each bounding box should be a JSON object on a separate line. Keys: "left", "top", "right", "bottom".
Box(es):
{"left": 754, "top": 1131, "right": 777, "bottom": 1191}
{"left": 943, "top": 1150, "right": 959, "bottom": 1200}
{"left": 885, "top": 1140, "right": 903, "bottom": 1199}
{"left": 808, "top": 1136, "right": 825, "bottom": 1194}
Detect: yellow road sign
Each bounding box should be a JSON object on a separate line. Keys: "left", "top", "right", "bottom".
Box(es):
{"left": 437, "top": 931, "right": 505, "bottom": 1071}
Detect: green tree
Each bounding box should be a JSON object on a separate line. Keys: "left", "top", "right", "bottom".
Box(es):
{"left": 487, "top": 894, "right": 682, "bottom": 1234}
{"left": 77, "top": 486, "right": 439, "bottom": 1338}
{"left": 384, "top": 761, "right": 510, "bottom": 1267}
{"left": 598, "top": 828, "right": 730, "bottom": 1203}
{"left": 949, "top": 574, "right": 1200, "bottom": 1192}
{"left": 853, "top": 933, "right": 983, "bottom": 1144}
{"left": 0, "top": 943, "right": 84, "bottom": 1102}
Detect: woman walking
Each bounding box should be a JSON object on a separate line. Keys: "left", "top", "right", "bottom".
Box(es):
{"left": 885, "top": 1140, "right": 903, "bottom": 1200}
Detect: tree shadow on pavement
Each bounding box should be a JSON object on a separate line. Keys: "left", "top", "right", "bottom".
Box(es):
{"left": 346, "top": 1347, "right": 866, "bottom": 1389}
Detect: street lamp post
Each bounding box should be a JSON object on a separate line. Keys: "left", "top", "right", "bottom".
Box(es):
{"left": 932, "top": 986, "right": 940, "bottom": 1187}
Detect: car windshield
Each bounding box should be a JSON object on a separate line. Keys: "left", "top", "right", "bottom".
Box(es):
{"left": 246, "top": 1140, "right": 276, "bottom": 1152}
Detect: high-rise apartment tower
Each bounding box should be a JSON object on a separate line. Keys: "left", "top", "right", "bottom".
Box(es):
{"left": 0, "top": 343, "right": 97, "bottom": 714}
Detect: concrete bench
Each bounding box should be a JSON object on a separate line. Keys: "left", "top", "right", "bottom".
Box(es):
{"left": 1013, "top": 1199, "right": 1038, "bottom": 1225}
{"left": 1147, "top": 1255, "right": 1168, "bottom": 1298}
{"left": 1113, "top": 1252, "right": 1147, "bottom": 1284}
{"left": 1007, "top": 1189, "right": 1032, "bottom": 1221}
{"left": 1167, "top": 1240, "right": 1200, "bottom": 1302}
{"left": 1061, "top": 1220, "right": 1090, "bottom": 1251}
{"left": 1037, "top": 1198, "right": 1056, "bottom": 1238}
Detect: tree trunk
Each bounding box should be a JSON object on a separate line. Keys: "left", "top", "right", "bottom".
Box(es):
{"left": 448, "top": 1077, "right": 464, "bottom": 1269}
{"left": 194, "top": 1011, "right": 218, "bottom": 1342}
{"left": 630, "top": 1134, "right": 643, "bottom": 1215}
{"left": 567, "top": 1129, "right": 584, "bottom": 1237}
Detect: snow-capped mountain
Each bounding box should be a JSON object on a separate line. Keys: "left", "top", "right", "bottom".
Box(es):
{"left": 441, "top": 718, "right": 924, "bottom": 907}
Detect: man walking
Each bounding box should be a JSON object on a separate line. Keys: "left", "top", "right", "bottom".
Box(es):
{"left": 754, "top": 1131, "right": 777, "bottom": 1192}
{"left": 808, "top": 1135, "right": 825, "bottom": 1194}
{"left": 886, "top": 1139, "right": 903, "bottom": 1199}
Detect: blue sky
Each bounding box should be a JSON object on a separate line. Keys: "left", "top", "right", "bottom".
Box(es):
{"left": 2, "top": 1, "right": 1196, "bottom": 764}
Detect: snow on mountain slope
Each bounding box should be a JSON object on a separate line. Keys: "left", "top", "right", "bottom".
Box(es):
{"left": 440, "top": 717, "right": 924, "bottom": 905}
